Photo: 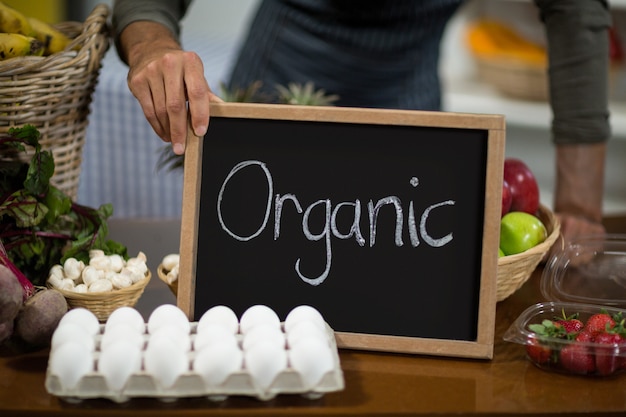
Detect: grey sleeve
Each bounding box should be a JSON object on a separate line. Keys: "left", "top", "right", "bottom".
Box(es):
{"left": 112, "top": 0, "right": 193, "bottom": 41}
{"left": 534, "top": 0, "right": 611, "bottom": 144}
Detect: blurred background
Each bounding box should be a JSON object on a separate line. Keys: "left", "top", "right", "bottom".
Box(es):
{"left": 11, "top": 0, "right": 626, "bottom": 219}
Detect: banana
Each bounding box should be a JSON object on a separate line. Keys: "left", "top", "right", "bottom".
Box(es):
{"left": 27, "top": 16, "right": 71, "bottom": 55}
{"left": 0, "top": 1, "right": 33, "bottom": 36}
{"left": 0, "top": 33, "right": 44, "bottom": 60}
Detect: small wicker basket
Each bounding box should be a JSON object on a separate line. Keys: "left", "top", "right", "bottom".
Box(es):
{"left": 48, "top": 271, "right": 151, "bottom": 322}
{"left": 157, "top": 263, "right": 178, "bottom": 296}
{"left": 497, "top": 204, "right": 560, "bottom": 302}
{"left": 0, "top": 4, "right": 110, "bottom": 200}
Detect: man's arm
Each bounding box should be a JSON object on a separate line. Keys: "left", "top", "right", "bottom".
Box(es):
{"left": 113, "top": 0, "right": 219, "bottom": 154}
{"left": 534, "top": 0, "right": 611, "bottom": 250}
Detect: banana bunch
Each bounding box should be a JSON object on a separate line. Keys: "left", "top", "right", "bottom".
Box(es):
{"left": 0, "top": 1, "right": 71, "bottom": 61}
{"left": 466, "top": 19, "right": 546, "bottom": 67}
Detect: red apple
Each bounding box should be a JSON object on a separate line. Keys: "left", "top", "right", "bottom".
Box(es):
{"left": 503, "top": 158, "right": 539, "bottom": 215}
{"left": 501, "top": 179, "right": 512, "bottom": 217}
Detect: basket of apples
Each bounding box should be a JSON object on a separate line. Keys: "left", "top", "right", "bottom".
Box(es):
{"left": 496, "top": 158, "right": 561, "bottom": 302}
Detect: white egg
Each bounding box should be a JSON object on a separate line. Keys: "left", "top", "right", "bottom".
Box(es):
{"left": 244, "top": 340, "right": 288, "bottom": 390}
{"left": 288, "top": 337, "right": 335, "bottom": 389}
{"left": 285, "top": 320, "right": 328, "bottom": 349}
{"left": 48, "top": 341, "right": 94, "bottom": 390}
{"left": 148, "top": 323, "right": 191, "bottom": 352}
{"left": 97, "top": 340, "right": 142, "bottom": 391}
{"left": 242, "top": 323, "right": 285, "bottom": 351}
{"left": 147, "top": 304, "right": 190, "bottom": 334}
{"left": 51, "top": 322, "right": 96, "bottom": 352}
{"left": 239, "top": 305, "right": 281, "bottom": 334}
{"left": 197, "top": 305, "right": 239, "bottom": 334}
{"left": 100, "top": 323, "right": 146, "bottom": 351}
{"left": 58, "top": 308, "right": 101, "bottom": 336}
{"left": 193, "top": 323, "right": 239, "bottom": 352}
{"left": 193, "top": 341, "right": 243, "bottom": 387}
{"left": 144, "top": 338, "right": 189, "bottom": 389}
{"left": 284, "top": 305, "right": 326, "bottom": 333}
{"left": 105, "top": 306, "right": 146, "bottom": 334}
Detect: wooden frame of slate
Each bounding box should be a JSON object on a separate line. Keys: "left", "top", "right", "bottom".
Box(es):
{"left": 177, "top": 102, "right": 505, "bottom": 359}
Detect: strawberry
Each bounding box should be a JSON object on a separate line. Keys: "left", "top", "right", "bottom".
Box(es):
{"left": 526, "top": 319, "right": 565, "bottom": 367}
{"left": 575, "top": 330, "right": 594, "bottom": 343}
{"left": 585, "top": 312, "right": 615, "bottom": 336}
{"left": 525, "top": 339, "right": 552, "bottom": 365}
{"left": 594, "top": 331, "right": 624, "bottom": 376}
{"left": 560, "top": 341, "right": 596, "bottom": 374}
{"left": 554, "top": 310, "right": 584, "bottom": 335}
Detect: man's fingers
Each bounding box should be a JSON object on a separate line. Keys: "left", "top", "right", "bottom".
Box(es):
{"left": 183, "top": 52, "right": 213, "bottom": 138}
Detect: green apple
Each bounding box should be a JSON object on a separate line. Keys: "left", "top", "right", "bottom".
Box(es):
{"left": 499, "top": 212, "right": 547, "bottom": 255}
{"left": 498, "top": 248, "right": 505, "bottom": 258}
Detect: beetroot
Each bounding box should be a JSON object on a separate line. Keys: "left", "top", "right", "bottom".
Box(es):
{"left": 0, "top": 320, "right": 14, "bottom": 344}
{"left": 14, "top": 289, "right": 68, "bottom": 347}
{"left": 0, "top": 241, "right": 35, "bottom": 302}
{"left": 0, "top": 264, "right": 23, "bottom": 324}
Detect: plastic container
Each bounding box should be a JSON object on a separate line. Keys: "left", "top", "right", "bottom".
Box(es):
{"left": 503, "top": 234, "right": 626, "bottom": 376}
{"left": 503, "top": 301, "right": 626, "bottom": 376}
{"left": 541, "top": 234, "right": 626, "bottom": 308}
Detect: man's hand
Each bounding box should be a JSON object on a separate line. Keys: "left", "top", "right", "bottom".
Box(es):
{"left": 547, "top": 142, "right": 607, "bottom": 260}
{"left": 119, "top": 21, "right": 222, "bottom": 154}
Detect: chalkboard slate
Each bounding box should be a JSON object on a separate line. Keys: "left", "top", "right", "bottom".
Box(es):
{"left": 178, "top": 103, "right": 505, "bottom": 359}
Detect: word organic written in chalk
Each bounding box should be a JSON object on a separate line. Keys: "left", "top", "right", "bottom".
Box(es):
{"left": 217, "top": 160, "right": 456, "bottom": 286}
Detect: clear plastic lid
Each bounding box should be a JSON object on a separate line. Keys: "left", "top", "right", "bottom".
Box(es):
{"left": 541, "top": 234, "right": 626, "bottom": 308}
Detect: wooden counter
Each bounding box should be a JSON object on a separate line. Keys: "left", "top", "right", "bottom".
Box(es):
{"left": 2, "top": 217, "right": 626, "bottom": 416}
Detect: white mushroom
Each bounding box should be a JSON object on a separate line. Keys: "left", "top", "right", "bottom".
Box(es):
{"left": 47, "top": 274, "right": 64, "bottom": 290}
{"left": 166, "top": 264, "right": 179, "bottom": 284}
{"left": 49, "top": 264, "right": 65, "bottom": 280}
{"left": 161, "top": 254, "right": 180, "bottom": 271}
{"left": 134, "top": 251, "right": 147, "bottom": 263}
{"left": 81, "top": 265, "right": 103, "bottom": 287}
{"left": 108, "top": 254, "right": 125, "bottom": 273}
{"left": 103, "top": 270, "right": 118, "bottom": 282}
{"left": 126, "top": 258, "right": 148, "bottom": 276}
{"left": 88, "top": 279, "right": 113, "bottom": 293}
{"left": 111, "top": 273, "right": 133, "bottom": 289}
{"left": 72, "top": 284, "right": 88, "bottom": 293}
{"left": 60, "top": 278, "right": 76, "bottom": 291}
{"left": 89, "top": 249, "right": 105, "bottom": 259}
{"left": 121, "top": 265, "right": 145, "bottom": 284}
{"left": 89, "top": 254, "right": 112, "bottom": 271}
{"left": 63, "top": 258, "right": 85, "bottom": 281}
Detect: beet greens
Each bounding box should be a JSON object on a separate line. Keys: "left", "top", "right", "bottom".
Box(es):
{"left": 0, "top": 125, "right": 127, "bottom": 288}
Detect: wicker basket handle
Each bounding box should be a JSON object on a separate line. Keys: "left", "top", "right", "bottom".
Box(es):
{"left": 66, "top": 3, "right": 111, "bottom": 73}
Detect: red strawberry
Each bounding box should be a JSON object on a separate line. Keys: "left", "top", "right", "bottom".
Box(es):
{"left": 585, "top": 313, "right": 615, "bottom": 336}
{"left": 525, "top": 339, "right": 552, "bottom": 365}
{"left": 575, "top": 330, "right": 594, "bottom": 343}
{"left": 594, "top": 331, "right": 624, "bottom": 376}
{"left": 560, "top": 342, "right": 596, "bottom": 374}
{"left": 555, "top": 312, "right": 584, "bottom": 335}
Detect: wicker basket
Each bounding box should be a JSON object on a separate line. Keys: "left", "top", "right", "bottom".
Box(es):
{"left": 0, "top": 4, "right": 110, "bottom": 201}
{"left": 497, "top": 204, "right": 560, "bottom": 302}
{"left": 157, "top": 263, "right": 178, "bottom": 296}
{"left": 49, "top": 271, "right": 151, "bottom": 322}
{"left": 475, "top": 56, "right": 548, "bottom": 102}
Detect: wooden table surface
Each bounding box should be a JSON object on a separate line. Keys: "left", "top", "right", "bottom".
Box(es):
{"left": 2, "top": 217, "right": 626, "bottom": 416}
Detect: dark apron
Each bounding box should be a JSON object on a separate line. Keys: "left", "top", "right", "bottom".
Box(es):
{"left": 228, "top": 0, "right": 463, "bottom": 110}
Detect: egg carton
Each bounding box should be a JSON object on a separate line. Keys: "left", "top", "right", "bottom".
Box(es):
{"left": 45, "top": 322, "right": 344, "bottom": 403}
